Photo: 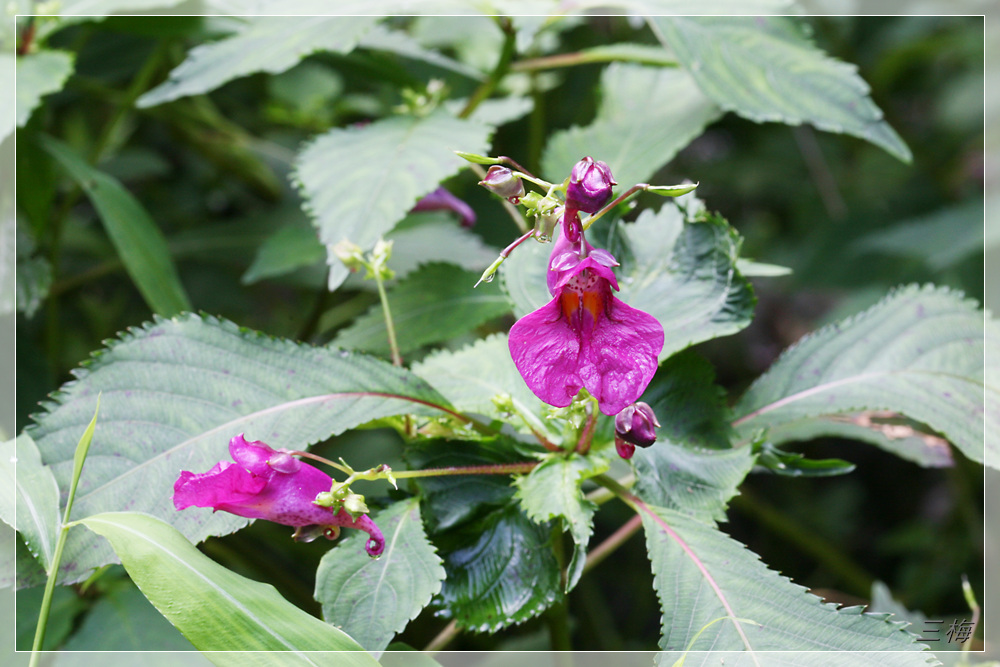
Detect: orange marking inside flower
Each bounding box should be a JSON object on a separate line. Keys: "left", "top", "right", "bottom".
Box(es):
{"left": 560, "top": 288, "right": 605, "bottom": 324}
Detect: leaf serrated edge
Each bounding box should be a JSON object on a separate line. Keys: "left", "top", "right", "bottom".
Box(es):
{"left": 733, "top": 283, "right": 982, "bottom": 420}
{"left": 25, "top": 310, "right": 452, "bottom": 436}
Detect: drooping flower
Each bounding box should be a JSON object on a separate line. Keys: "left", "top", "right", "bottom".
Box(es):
{"left": 173, "top": 434, "right": 385, "bottom": 557}
{"left": 565, "top": 156, "right": 616, "bottom": 214}
{"left": 508, "top": 228, "right": 664, "bottom": 416}
{"left": 411, "top": 186, "right": 476, "bottom": 227}
{"left": 614, "top": 401, "right": 660, "bottom": 460}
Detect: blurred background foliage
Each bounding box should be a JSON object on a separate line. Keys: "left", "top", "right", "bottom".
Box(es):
{"left": 11, "top": 10, "right": 985, "bottom": 652}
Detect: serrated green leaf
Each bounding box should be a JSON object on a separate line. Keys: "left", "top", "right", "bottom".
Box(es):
{"left": 80, "top": 512, "right": 378, "bottom": 661}
{"left": 0, "top": 435, "right": 60, "bottom": 571}
{"left": 513, "top": 454, "right": 607, "bottom": 590}
{"left": 649, "top": 16, "right": 911, "bottom": 162}
{"left": 26, "top": 313, "right": 455, "bottom": 585}
{"left": 435, "top": 501, "right": 560, "bottom": 632}
{"left": 61, "top": 581, "right": 193, "bottom": 650}
{"left": 296, "top": 110, "right": 492, "bottom": 291}
{"left": 315, "top": 499, "right": 445, "bottom": 653}
{"left": 633, "top": 445, "right": 754, "bottom": 524}
{"left": 764, "top": 414, "right": 954, "bottom": 468}
{"left": 503, "top": 204, "right": 755, "bottom": 362}
{"left": 542, "top": 64, "right": 721, "bottom": 191}
{"left": 16, "top": 50, "right": 75, "bottom": 128}
{"left": 733, "top": 285, "right": 989, "bottom": 467}
{"left": 412, "top": 334, "right": 548, "bottom": 433}
{"left": 40, "top": 135, "right": 191, "bottom": 317}
{"left": 137, "top": 17, "right": 377, "bottom": 107}
{"left": 639, "top": 503, "right": 925, "bottom": 652}
{"left": 334, "top": 263, "right": 510, "bottom": 356}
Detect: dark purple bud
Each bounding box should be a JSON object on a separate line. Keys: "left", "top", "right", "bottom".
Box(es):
{"left": 411, "top": 186, "right": 476, "bottom": 228}
{"left": 565, "top": 156, "right": 616, "bottom": 214}
{"left": 614, "top": 402, "right": 660, "bottom": 448}
{"left": 479, "top": 165, "right": 525, "bottom": 202}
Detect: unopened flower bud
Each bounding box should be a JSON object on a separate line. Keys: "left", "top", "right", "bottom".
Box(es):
{"left": 614, "top": 402, "right": 660, "bottom": 449}
{"left": 565, "top": 156, "right": 616, "bottom": 214}
{"left": 332, "top": 239, "right": 364, "bottom": 272}
{"left": 479, "top": 165, "right": 525, "bottom": 202}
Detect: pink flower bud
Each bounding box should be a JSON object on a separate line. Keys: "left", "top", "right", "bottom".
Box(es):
{"left": 565, "top": 157, "right": 616, "bottom": 214}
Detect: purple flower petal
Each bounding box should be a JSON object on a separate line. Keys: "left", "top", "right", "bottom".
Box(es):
{"left": 509, "top": 297, "right": 585, "bottom": 408}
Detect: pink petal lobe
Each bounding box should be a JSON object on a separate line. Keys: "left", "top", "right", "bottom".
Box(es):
{"left": 508, "top": 297, "right": 584, "bottom": 408}
{"left": 579, "top": 296, "right": 664, "bottom": 415}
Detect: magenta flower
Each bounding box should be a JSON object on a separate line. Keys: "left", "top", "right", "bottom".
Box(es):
{"left": 173, "top": 434, "right": 385, "bottom": 557}
{"left": 508, "top": 230, "right": 664, "bottom": 416}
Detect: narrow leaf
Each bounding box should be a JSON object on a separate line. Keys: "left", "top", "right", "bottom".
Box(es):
{"left": 295, "top": 110, "right": 492, "bottom": 291}
{"left": 26, "top": 313, "right": 456, "bottom": 584}
{"left": 315, "top": 499, "right": 445, "bottom": 653}
{"left": 732, "top": 285, "right": 988, "bottom": 467}
{"left": 80, "top": 511, "right": 378, "bottom": 661}
{"left": 333, "top": 263, "right": 510, "bottom": 356}
{"left": 40, "top": 136, "right": 191, "bottom": 316}
{"left": 650, "top": 16, "right": 911, "bottom": 162}
{"left": 639, "top": 503, "right": 925, "bottom": 652}
{"left": 0, "top": 436, "right": 60, "bottom": 571}
{"left": 16, "top": 50, "right": 75, "bottom": 128}
{"left": 137, "top": 17, "right": 377, "bottom": 107}
{"left": 542, "top": 64, "right": 722, "bottom": 191}
{"left": 503, "top": 203, "right": 755, "bottom": 362}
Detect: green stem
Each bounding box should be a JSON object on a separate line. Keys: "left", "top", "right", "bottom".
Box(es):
{"left": 372, "top": 267, "right": 403, "bottom": 367}
{"left": 458, "top": 17, "right": 516, "bottom": 119}
{"left": 31, "top": 399, "right": 100, "bottom": 664}
{"left": 582, "top": 513, "right": 642, "bottom": 574}
{"left": 582, "top": 184, "right": 648, "bottom": 230}
{"left": 424, "top": 620, "right": 459, "bottom": 652}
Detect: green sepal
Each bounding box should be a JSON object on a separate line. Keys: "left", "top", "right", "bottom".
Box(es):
{"left": 454, "top": 150, "right": 502, "bottom": 165}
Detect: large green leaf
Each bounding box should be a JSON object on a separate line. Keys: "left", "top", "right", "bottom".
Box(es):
{"left": 639, "top": 503, "right": 926, "bottom": 653}
{"left": 294, "top": 110, "right": 492, "bottom": 291}
{"left": 15, "top": 50, "right": 75, "bottom": 129}
{"left": 40, "top": 136, "right": 191, "bottom": 317}
{"left": 512, "top": 454, "right": 607, "bottom": 590}
{"left": 25, "top": 313, "right": 456, "bottom": 585}
{"left": 1, "top": 435, "right": 60, "bottom": 571}
{"left": 434, "top": 501, "right": 560, "bottom": 632}
{"left": 333, "top": 263, "right": 510, "bottom": 356}
{"left": 314, "top": 499, "right": 444, "bottom": 653}
{"left": 732, "top": 285, "right": 989, "bottom": 467}
{"left": 80, "top": 512, "right": 377, "bottom": 662}
{"left": 542, "top": 63, "right": 721, "bottom": 190}
{"left": 136, "top": 17, "right": 377, "bottom": 107}
{"left": 633, "top": 444, "right": 754, "bottom": 525}
{"left": 502, "top": 202, "right": 756, "bottom": 362}
{"left": 649, "top": 16, "right": 911, "bottom": 162}
{"left": 412, "top": 334, "right": 548, "bottom": 434}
